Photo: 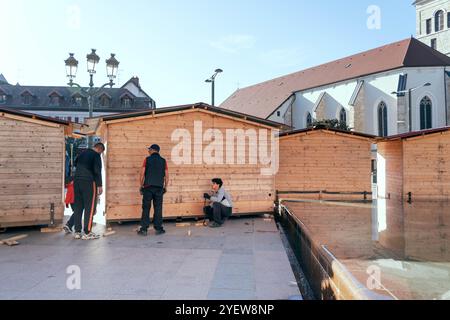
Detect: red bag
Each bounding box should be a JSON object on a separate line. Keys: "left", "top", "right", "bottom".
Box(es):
{"left": 65, "top": 181, "right": 75, "bottom": 208}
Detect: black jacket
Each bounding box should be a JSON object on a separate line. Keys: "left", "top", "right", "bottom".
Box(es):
{"left": 74, "top": 149, "right": 102, "bottom": 187}
{"left": 143, "top": 153, "right": 167, "bottom": 188}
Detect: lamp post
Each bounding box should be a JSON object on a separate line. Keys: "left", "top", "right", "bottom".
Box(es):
{"left": 65, "top": 49, "right": 119, "bottom": 148}
{"left": 205, "top": 68, "right": 223, "bottom": 106}
{"left": 392, "top": 82, "right": 431, "bottom": 132}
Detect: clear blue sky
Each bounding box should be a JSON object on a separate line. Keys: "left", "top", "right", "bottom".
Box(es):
{"left": 0, "top": 0, "right": 416, "bottom": 107}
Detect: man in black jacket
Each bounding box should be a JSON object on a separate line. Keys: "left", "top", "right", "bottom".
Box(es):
{"left": 72, "top": 142, "right": 105, "bottom": 240}
{"left": 137, "top": 144, "right": 169, "bottom": 236}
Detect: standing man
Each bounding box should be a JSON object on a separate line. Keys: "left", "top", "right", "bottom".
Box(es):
{"left": 137, "top": 144, "right": 169, "bottom": 236}
{"left": 203, "top": 178, "right": 233, "bottom": 228}
{"left": 72, "top": 142, "right": 105, "bottom": 240}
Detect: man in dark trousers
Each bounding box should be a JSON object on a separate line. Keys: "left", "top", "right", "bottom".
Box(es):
{"left": 71, "top": 142, "right": 105, "bottom": 240}
{"left": 137, "top": 144, "right": 169, "bottom": 236}
{"left": 203, "top": 178, "right": 233, "bottom": 228}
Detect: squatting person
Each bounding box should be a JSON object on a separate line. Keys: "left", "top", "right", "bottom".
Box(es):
{"left": 203, "top": 178, "right": 233, "bottom": 228}
{"left": 137, "top": 144, "right": 169, "bottom": 236}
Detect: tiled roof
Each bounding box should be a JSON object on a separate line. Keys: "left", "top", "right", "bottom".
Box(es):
{"left": 220, "top": 38, "right": 450, "bottom": 119}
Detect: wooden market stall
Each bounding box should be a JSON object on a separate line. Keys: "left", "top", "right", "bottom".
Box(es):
{"left": 0, "top": 107, "right": 72, "bottom": 228}
{"left": 376, "top": 127, "right": 450, "bottom": 202}
{"left": 88, "top": 103, "right": 286, "bottom": 222}
{"left": 276, "top": 128, "right": 375, "bottom": 201}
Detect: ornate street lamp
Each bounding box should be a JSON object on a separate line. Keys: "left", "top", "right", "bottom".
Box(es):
{"left": 65, "top": 50, "right": 120, "bottom": 147}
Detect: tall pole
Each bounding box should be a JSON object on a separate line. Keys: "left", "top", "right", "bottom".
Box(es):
{"left": 212, "top": 79, "right": 215, "bottom": 107}
{"left": 408, "top": 88, "right": 412, "bottom": 132}
{"left": 88, "top": 74, "right": 94, "bottom": 148}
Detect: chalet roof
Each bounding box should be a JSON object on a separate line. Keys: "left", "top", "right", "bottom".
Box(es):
{"left": 0, "top": 106, "right": 70, "bottom": 126}
{"left": 220, "top": 38, "right": 450, "bottom": 119}
{"left": 93, "top": 102, "right": 287, "bottom": 129}
{"left": 378, "top": 127, "right": 450, "bottom": 141}
{"left": 278, "top": 127, "right": 376, "bottom": 140}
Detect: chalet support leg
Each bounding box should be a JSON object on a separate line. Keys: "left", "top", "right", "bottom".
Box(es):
{"left": 49, "top": 203, "right": 55, "bottom": 227}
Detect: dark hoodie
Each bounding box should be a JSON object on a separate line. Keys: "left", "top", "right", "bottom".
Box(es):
{"left": 74, "top": 149, "right": 102, "bottom": 187}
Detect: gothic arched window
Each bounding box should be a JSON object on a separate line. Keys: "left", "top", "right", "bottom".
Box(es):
{"left": 339, "top": 108, "right": 347, "bottom": 125}
{"left": 435, "top": 10, "right": 444, "bottom": 32}
{"left": 377, "top": 102, "right": 388, "bottom": 137}
{"left": 420, "top": 96, "right": 432, "bottom": 130}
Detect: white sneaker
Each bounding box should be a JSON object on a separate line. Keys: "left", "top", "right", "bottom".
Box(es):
{"left": 63, "top": 225, "right": 73, "bottom": 235}
{"left": 82, "top": 232, "right": 100, "bottom": 240}
{"left": 74, "top": 232, "right": 82, "bottom": 240}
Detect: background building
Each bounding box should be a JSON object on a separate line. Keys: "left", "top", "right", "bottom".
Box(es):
{"left": 415, "top": 0, "right": 450, "bottom": 56}
{"left": 220, "top": 38, "right": 450, "bottom": 137}
{"left": 0, "top": 75, "right": 155, "bottom": 123}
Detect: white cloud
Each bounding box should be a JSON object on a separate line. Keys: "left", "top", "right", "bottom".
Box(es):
{"left": 210, "top": 34, "right": 256, "bottom": 54}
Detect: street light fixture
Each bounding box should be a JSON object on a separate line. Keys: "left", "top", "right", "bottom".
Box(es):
{"left": 65, "top": 50, "right": 120, "bottom": 148}
{"left": 391, "top": 82, "right": 431, "bottom": 132}
{"left": 205, "top": 68, "right": 223, "bottom": 106}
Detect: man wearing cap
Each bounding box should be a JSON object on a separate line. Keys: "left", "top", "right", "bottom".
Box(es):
{"left": 137, "top": 144, "right": 169, "bottom": 236}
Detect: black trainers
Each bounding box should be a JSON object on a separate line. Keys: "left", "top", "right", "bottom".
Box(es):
{"left": 63, "top": 225, "right": 73, "bottom": 235}
{"left": 209, "top": 222, "right": 222, "bottom": 228}
{"left": 137, "top": 228, "right": 148, "bottom": 236}
{"left": 155, "top": 229, "right": 166, "bottom": 235}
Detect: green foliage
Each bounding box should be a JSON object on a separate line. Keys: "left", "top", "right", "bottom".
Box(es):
{"left": 308, "top": 119, "right": 350, "bottom": 131}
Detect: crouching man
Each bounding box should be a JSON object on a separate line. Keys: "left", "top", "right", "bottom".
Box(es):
{"left": 203, "top": 178, "right": 233, "bottom": 228}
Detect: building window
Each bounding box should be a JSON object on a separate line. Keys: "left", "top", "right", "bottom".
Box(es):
{"left": 73, "top": 96, "right": 83, "bottom": 107}
{"left": 75, "top": 117, "right": 79, "bottom": 123}
{"left": 121, "top": 97, "right": 132, "bottom": 108}
{"left": 0, "top": 94, "right": 7, "bottom": 104}
{"left": 276, "top": 111, "right": 281, "bottom": 117}
{"left": 435, "top": 10, "right": 444, "bottom": 32}
{"left": 426, "top": 18, "right": 432, "bottom": 34}
{"left": 306, "top": 112, "right": 312, "bottom": 127}
{"left": 22, "top": 93, "right": 32, "bottom": 105}
{"left": 420, "top": 96, "right": 432, "bottom": 130}
{"left": 377, "top": 102, "right": 388, "bottom": 137}
{"left": 67, "top": 116, "right": 72, "bottom": 122}
{"left": 49, "top": 95, "right": 60, "bottom": 107}
{"left": 448, "top": 12, "right": 450, "bottom": 28}
{"left": 431, "top": 38, "right": 437, "bottom": 50}
{"left": 339, "top": 108, "right": 347, "bottom": 125}
{"left": 99, "top": 95, "right": 111, "bottom": 107}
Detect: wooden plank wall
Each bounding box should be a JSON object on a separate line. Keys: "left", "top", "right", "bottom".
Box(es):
{"left": 0, "top": 116, "right": 65, "bottom": 227}
{"left": 377, "top": 140, "right": 404, "bottom": 200}
{"left": 276, "top": 131, "right": 372, "bottom": 200}
{"left": 403, "top": 132, "right": 450, "bottom": 201}
{"left": 104, "top": 110, "right": 276, "bottom": 221}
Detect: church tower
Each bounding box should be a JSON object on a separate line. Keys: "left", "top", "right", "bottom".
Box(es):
{"left": 415, "top": 0, "right": 450, "bottom": 56}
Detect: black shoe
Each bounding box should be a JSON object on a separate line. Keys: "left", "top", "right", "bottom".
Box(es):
{"left": 137, "top": 228, "right": 148, "bottom": 236}
{"left": 155, "top": 229, "right": 166, "bottom": 235}
{"left": 209, "top": 222, "right": 222, "bottom": 228}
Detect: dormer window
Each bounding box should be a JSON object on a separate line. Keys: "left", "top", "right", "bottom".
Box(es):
{"left": 0, "top": 91, "right": 7, "bottom": 104}
{"left": 99, "top": 93, "right": 111, "bottom": 107}
{"left": 21, "top": 91, "right": 33, "bottom": 105}
{"left": 72, "top": 93, "right": 84, "bottom": 107}
{"left": 49, "top": 91, "right": 62, "bottom": 107}
{"left": 122, "top": 97, "right": 132, "bottom": 108}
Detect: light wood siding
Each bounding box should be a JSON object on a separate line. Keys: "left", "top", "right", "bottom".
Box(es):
{"left": 103, "top": 110, "right": 276, "bottom": 221}
{"left": 377, "top": 140, "right": 404, "bottom": 200}
{"left": 0, "top": 116, "right": 65, "bottom": 227}
{"left": 403, "top": 132, "right": 450, "bottom": 201}
{"left": 276, "top": 130, "right": 372, "bottom": 200}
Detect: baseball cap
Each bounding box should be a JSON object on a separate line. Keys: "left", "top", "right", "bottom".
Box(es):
{"left": 148, "top": 144, "right": 160, "bottom": 152}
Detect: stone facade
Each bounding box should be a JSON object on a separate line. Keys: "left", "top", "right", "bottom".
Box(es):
{"left": 397, "top": 95, "right": 409, "bottom": 134}
{"left": 314, "top": 94, "right": 327, "bottom": 121}
{"left": 353, "top": 85, "right": 366, "bottom": 133}
{"left": 416, "top": 0, "right": 450, "bottom": 56}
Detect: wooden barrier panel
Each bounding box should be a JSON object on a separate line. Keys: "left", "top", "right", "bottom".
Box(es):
{"left": 0, "top": 116, "right": 65, "bottom": 228}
